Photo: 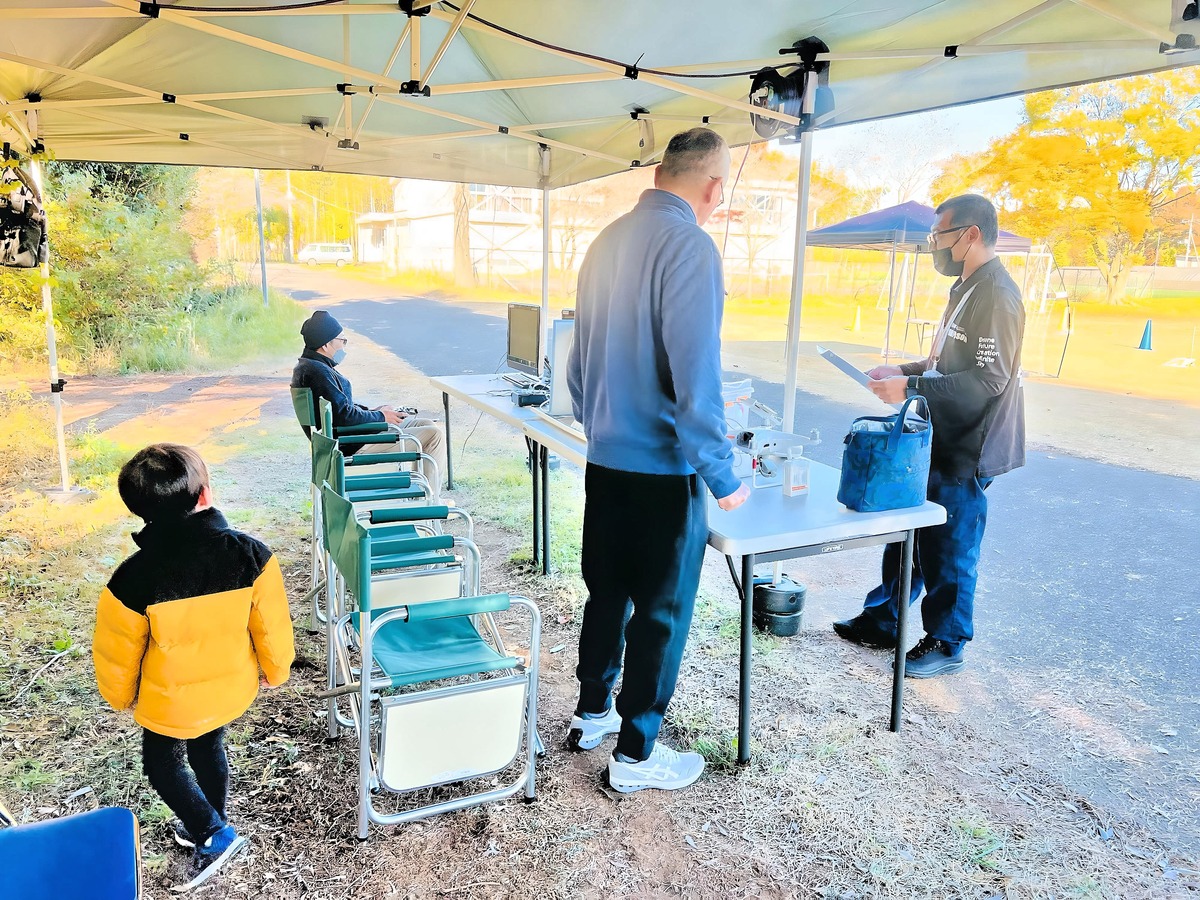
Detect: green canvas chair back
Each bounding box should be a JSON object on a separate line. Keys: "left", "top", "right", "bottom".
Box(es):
{"left": 291, "top": 386, "right": 317, "bottom": 430}
{"left": 319, "top": 396, "right": 335, "bottom": 438}
{"left": 321, "top": 484, "right": 371, "bottom": 606}
{"left": 311, "top": 431, "right": 344, "bottom": 493}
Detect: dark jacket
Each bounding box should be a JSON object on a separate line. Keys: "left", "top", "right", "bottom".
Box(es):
{"left": 290, "top": 348, "right": 384, "bottom": 448}
{"left": 902, "top": 257, "right": 1025, "bottom": 478}
{"left": 93, "top": 508, "right": 295, "bottom": 739}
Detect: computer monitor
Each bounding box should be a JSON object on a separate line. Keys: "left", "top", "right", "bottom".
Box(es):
{"left": 506, "top": 302, "right": 541, "bottom": 377}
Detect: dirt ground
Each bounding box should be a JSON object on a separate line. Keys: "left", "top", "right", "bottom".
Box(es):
{"left": 2, "top": 332, "right": 1197, "bottom": 899}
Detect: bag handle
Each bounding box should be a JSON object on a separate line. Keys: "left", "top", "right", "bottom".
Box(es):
{"left": 886, "top": 395, "right": 929, "bottom": 453}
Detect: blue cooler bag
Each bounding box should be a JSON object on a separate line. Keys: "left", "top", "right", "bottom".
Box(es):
{"left": 837, "top": 396, "right": 932, "bottom": 512}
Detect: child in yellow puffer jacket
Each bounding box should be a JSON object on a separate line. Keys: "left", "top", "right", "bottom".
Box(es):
{"left": 93, "top": 443, "right": 295, "bottom": 888}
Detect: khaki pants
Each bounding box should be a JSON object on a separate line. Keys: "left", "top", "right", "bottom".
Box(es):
{"left": 356, "top": 418, "right": 444, "bottom": 490}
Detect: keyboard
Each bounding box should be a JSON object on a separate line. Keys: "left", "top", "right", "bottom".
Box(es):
{"left": 502, "top": 373, "right": 536, "bottom": 388}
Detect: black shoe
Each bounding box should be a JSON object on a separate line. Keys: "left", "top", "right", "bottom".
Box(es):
{"left": 832, "top": 614, "right": 898, "bottom": 650}
{"left": 902, "top": 635, "right": 965, "bottom": 678}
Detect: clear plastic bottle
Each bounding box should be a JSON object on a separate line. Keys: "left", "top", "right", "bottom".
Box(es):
{"left": 782, "top": 446, "right": 809, "bottom": 497}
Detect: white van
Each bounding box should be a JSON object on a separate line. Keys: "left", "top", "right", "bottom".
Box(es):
{"left": 297, "top": 243, "right": 353, "bottom": 267}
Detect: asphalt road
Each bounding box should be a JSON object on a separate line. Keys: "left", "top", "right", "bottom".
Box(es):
{"left": 275, "top": 265, "right": 1199, "bottom": 856}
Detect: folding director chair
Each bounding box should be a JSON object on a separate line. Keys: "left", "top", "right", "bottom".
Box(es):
{"left": 0, "top": 800, "right": 141, "bottom": 900}
{"left": 319, "top": 484, "right": 541, "bottom": 840}
{"left": 291, "top": 386, "right": 439, "bottom": 487}
{"left": 305, "top": 429, "right": 468, "bottom": 632}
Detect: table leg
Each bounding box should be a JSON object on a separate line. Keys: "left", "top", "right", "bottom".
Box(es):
{"left": 442, "top": 392, "right": 455, "bottom": 490}
{"left": 890, "top": 530, "right": 914, "bottom": 732}
{"left": 738, "top": 553, "right": 755, "bottom": 765}
{"left": 541, "top": 444, "right": 551, "bottom": 576}
{"left": 529, "top": 438, "right": 540, "bottom": 568}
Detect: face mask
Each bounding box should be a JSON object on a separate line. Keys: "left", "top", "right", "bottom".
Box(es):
{"left": 931, "top": 230, "right": 968, "bottom": 278}
{"left": 331, "top": 348, "right": 347, "bottom": 366}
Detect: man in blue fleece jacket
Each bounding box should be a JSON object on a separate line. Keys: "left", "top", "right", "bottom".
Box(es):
{"left": 565, "top": 128, "right": 750, "bottom": 794}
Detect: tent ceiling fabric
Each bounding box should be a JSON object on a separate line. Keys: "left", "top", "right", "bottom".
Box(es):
{"left": 0, "top": 1, "right": 1196, "bottom": 188}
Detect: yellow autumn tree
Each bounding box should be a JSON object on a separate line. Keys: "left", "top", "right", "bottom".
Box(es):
{"left": 932, "top": 68, "right": 1200, "bottom": 303}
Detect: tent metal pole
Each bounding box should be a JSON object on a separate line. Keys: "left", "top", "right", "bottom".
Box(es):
{"left": 541, "top": 186, "right": 551, "bottom": 332}
{"left": 883, "top": 244, "right": 897, "bottom": 362}
{"left": 30, "top": 159, "right": 70, "bottom": 492}
{"left": 781, "top": 83, "right": 817, "bottom": 434}
{"left": 254, "top": 169, "right": 268, "bottom": 307}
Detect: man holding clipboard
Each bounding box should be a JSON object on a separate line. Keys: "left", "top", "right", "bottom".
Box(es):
{"left": 833, "top": 194, "right": 1026, "bottom": 679}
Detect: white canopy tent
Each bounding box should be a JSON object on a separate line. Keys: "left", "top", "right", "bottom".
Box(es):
{"left": 1, "top": 0, "right": 1197, "bottom": 486}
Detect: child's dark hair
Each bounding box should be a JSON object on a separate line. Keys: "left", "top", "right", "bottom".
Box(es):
{"left": 117, "top": 443, "right": 210, "bottom": 522}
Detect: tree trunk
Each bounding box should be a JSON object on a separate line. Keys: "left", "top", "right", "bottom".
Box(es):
{"left": 452, "top": 183, "right": 474, "bottom": 286}
{"left": 1099, "top": 249, "right": 1131, "bottom": 304}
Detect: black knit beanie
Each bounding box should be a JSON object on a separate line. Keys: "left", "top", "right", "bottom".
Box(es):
{"left": 300, "top": 310, "right": 343, "bottom": 350}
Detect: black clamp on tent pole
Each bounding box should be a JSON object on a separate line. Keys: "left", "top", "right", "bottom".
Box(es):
{"left": 398, "top": 0, "right": 431, "bottom": 15}
{"left": 138, "top": 1, "right": 159, "bottom": 17}
{"left": 399, "top": 81, "right": 431, "bottom": 96}
{"left": 50, "top": 379, "right": 66, "bottom": 394}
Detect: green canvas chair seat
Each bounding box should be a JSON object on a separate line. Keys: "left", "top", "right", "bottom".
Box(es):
{"left": 354, "top": 616, "right": 521, "bottom": 688}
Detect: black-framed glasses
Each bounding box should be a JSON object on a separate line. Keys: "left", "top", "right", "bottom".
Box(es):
{"left": 927, "top": 224, "right": 970, "bottom": 245}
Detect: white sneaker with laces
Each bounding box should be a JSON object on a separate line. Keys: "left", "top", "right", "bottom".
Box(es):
{"left": 566, "top": 704, "right": 622, "bottom": 751}
{"left": 606, "top": 741, "right": 705, "bottom": 793}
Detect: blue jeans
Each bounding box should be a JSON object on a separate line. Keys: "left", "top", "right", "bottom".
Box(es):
{"left": 575, "top": 464, "right": 708, "bottom": 761}
{"left": 860, "top": 470, "right": 994, "bottom": 652}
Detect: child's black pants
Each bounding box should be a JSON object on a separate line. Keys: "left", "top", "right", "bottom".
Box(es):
{"left": 142, "top": 726, "right": 228, "bottom": 844}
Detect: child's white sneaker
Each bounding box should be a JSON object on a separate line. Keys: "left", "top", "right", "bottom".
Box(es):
{"left": 605, "top": 742, "right": 705, "bottom": 793}
{"left": 565, "top": 704, "right": 622, "bottom": 751}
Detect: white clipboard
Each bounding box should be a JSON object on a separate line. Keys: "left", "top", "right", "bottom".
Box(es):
{"left": 816, "top": 345, "right": 901, "bottom": 410}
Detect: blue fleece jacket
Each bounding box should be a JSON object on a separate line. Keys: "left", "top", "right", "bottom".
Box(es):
{"left": 567, "top": 189, "right": 739, "bottom": 500}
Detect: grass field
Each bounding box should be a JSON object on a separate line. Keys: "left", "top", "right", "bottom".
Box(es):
{"left": 351, "top": 259, "right": 1199, "bottom": 406}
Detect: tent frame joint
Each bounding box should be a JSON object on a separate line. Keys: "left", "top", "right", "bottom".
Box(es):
{"left": 398, "top": 1, "right": 432, "bottom": 17}
{"left": 138, "top": 2, "right": 159, "bottom": 18}
{"left": 399, "top": 81, "right": 431, "bottom": 96}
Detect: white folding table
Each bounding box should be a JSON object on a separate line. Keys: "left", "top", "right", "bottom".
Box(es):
{"left": 706, "top": 461, "right": 944, "bottom": 760}
{"left": 436, "top": 375, "right": 946, "bottom": 756}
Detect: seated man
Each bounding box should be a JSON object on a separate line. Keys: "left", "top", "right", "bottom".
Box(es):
{"left": 291, "top": 310, "right": 444, "bottom": 488}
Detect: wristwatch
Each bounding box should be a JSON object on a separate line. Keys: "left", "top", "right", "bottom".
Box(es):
{"left": 905, "top": 375, "right": 921, "bottom": 399}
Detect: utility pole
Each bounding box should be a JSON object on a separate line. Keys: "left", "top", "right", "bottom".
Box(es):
{"left": 254, "top": 169, "right": 268, "bottom": 307}
{"left": 285, "top": 170, "right": 295, "bottom": 263}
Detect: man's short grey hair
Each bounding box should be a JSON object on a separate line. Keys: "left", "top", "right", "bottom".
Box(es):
{"left": 658, "top": 127, "right": 727, "bottom": 179}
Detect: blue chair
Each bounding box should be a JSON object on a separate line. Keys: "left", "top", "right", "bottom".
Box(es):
{"left": 0, "top": 804, "right": 141, "bottom": 899}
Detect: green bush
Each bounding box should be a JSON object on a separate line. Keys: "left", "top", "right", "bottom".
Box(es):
{"left": 0, "top": 163, "right": 302, "bottom": 374}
